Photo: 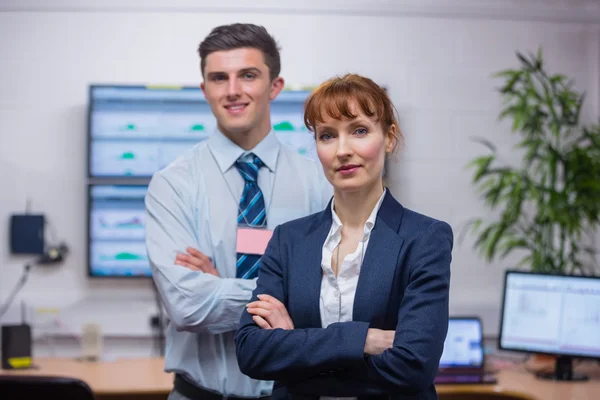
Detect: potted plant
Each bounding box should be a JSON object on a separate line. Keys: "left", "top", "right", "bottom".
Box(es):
{"left": 466, "top": 49, "right": 600, "bottom": 276}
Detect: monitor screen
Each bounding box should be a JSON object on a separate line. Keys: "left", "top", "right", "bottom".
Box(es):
{"left": 499, "top": 271, "right": 600, "bottom": 359}
{"left": 88, "top": 185, "right": 150, "bottom": 277}
{"left": 270, "top": 90, "right": 316, "bottom": 160}
{"left": 439, "top": 318, "right": 484, "bottom": 369}
{"left": 88, "top": 85, "right": 316, "bottom": 178}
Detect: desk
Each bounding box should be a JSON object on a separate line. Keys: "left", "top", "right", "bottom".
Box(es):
{"left": 0, "top": 358, "right": 172, "bottom": 400}
{"left": 437, "top": 363, "right": 600, "bottom": 400}
{"left": 1, "top": 358, "right": 599, "bottom": 400}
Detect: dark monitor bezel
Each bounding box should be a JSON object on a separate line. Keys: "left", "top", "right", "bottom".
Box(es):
{"left": 498, "top": 269, "right": 600, "bottom": 360}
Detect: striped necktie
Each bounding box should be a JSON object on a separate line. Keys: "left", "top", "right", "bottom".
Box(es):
{"left": 234, "top": 153, "right": 266, "bottom": 279}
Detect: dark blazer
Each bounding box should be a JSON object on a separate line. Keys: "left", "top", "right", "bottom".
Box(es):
{"left": 234, "top": 190, "right": 453, "bottom": 400}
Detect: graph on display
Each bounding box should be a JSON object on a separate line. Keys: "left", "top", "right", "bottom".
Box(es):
{"left": 271, "top": 113, "right": 317, "bottom": 160}
{"left": 91, "top": 141, "right": 197, "bottom": 176}
{"left": 91, "top": 209, "right": 145, "bottom": 240}
{"left": 276, "top": 132, "right": 316, "bottom": 159}
{"left": 88, "top": 185, "right": 150, "bottom": 277}
{"left": 98, "top": 251, "right": 147, "bottom": 262}
{"left": 500, "top": 272, "right": 600, "bottom": 357}
{"left": 89, "top": 86, "right": 318, "bottom": 178}
{"left": 271, "top": 91, "right": 316, "bottom": 160}
{"left": 90, "top": 241, "right": 150, "bottom": 277}
{"left": 502, "top": 285, "right": 563, "bottom": 347}
{"left": 91, "top": 110, "right": 216, "bottom": 140}
{"left": 89, "top": 86, "right": 215, "bottom": 178}
{"left": 103, "top": 216, "right": 143, "bottom": 228}
{"left": 560, "top": 292, "right": 600, "bottom": 353}
{"left": 273, "top": 120, "right": 308, "bottom": 132}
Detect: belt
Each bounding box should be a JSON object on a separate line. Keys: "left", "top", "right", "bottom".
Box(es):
{"left": 174, "top": 374, "right": 271, "bottom": 400}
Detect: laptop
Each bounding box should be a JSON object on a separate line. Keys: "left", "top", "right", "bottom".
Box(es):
{"left": 434, "top": 317, "right": 497, "bottom": 385}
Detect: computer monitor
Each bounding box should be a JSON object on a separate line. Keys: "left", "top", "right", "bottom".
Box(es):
{"left": 439, "top": 317, "right": 484, "bottom": 370}
{"left": 87, "top": 185, "right": 150, "bottom": 277}
{"left": 270, "top": 90, "right": 317, "bottom": 160}
{"left": 499, "top": 270, "right": 600, "bottom": 381}
{"left": 87, "top": 85, "right": 316, "bottom": 179}
{"left": 87, "top": 85, "right": 211, "bottom": 178}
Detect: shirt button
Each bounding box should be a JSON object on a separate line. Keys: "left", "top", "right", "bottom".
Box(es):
{"left": 334, "top": 290, "right": 340, "bottom": 298}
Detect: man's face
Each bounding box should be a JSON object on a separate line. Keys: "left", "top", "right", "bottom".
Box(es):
{"left": 201, "top": 47, "right": 283, "bottom": 141}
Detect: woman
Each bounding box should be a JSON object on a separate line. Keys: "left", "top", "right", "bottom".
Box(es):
{"left": 234, "top": 74, "right": 453, "bottom": 400}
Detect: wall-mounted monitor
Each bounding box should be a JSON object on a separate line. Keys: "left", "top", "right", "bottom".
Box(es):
{"left": 87, "top": 85, "right": 316, "bottom": 179}
{"left": 88, "top": 184, "right": 150, "bottom": 277}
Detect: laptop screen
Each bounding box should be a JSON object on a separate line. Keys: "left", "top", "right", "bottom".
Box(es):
{"left": 439, "top": 318, "right": 484, "bottom": 369}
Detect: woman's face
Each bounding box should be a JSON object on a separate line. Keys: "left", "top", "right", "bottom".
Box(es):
{"left": 315, "top": 102, "right": 395, "bottom": 194}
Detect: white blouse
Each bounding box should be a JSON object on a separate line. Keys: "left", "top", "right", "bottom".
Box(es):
{"left": 319, "top": 189, "right": 387, "bottom": 328}
{"left": 319, "top": 189, "right": 386, "bottom": 400}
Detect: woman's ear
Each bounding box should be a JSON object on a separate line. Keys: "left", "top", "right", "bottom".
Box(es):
{"left": 385, "top": 125, "right": 397, "bottom": 154}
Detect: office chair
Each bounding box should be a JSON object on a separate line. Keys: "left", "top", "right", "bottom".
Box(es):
{"left": 0, "top": 375, "right": 95, "bottom": 399}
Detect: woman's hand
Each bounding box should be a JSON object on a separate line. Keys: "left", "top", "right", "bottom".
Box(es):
{"left": 246, "top": 294, "right": 294, "bottom": 330}
{"left": 364, "top": 329, "right": 395, "bottom": 355}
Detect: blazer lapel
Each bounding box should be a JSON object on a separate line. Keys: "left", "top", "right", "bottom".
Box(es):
{"left": 353, "top": 190, "right": 405, "bottom": 326}
{"left": 289, "top": 203, "right": 333, "bottom": 328}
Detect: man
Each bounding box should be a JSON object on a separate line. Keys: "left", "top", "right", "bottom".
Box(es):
{"left": 145, "top": 23, "right": 331, "bottom": 400}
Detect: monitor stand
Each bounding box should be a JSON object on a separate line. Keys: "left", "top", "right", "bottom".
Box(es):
{"left": 535, "top": 356, "right": 589, "bottom": 381}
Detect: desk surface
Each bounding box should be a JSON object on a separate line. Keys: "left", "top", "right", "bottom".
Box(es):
{"left": 1, "top": 358, "right": 173, "bottom": 395}
{"left": 1, "top": 357, "right": 599, "bottom": 399}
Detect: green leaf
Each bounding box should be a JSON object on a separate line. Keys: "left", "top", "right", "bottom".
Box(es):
{"left": 517, "top": 52, "right": 534, "bottom": 70}
{"left": 469, "top": 137, "right": 497, "bottom": 153}
{"left": 499, "top": 238, "right": 529, "bottom": 259}
{"left": 516, "top": 254, "right": 533, "bottom": 269}
{"left": 493, "top": 69, "right": 518, "bottom": 79}
{"left": 468, "top": 155, "right": 495, "bottom": 182}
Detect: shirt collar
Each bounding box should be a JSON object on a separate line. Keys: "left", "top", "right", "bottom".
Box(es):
{"left": 208, "top": 128, "right": 280, "bottom": 173}
{"left": 329, "top": 188, "right": 387, "bottom": 242}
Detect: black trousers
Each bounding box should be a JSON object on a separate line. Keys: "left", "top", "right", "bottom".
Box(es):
{"left": 172, "top": 374, "right": 271, "bottom": 400}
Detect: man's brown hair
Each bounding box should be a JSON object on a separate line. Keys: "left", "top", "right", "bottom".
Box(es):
{"left": 198, "top": 23, "right": 281, "bottom": 81}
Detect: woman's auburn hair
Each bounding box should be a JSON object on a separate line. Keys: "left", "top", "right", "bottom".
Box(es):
{"left": 303, "top": 73, "right": 402, "bottom": 153}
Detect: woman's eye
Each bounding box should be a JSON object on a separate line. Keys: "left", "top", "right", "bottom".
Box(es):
{"left": 354, "top": 127, "right": 368, "bottom": 135}
{"left": 319, "top": 133, "right": 333, "bottom": 141}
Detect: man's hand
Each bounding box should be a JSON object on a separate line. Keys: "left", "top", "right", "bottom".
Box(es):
{"left": 246, "top": 294, "right": 294, "bottom": 330}
{"left": 175, "top": 247, "right": 219, "bottom": 277}
{"left": 364, "top": 329, "right": 395, "bottom": 355}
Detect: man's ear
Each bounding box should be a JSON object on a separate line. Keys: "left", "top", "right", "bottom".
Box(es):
{"left": 269, "top": 77, "right": 285, "bottom": 101}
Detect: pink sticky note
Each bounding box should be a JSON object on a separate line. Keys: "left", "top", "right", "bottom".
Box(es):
{"left": 236, "top": 228, "right": 273, "bottom": 255}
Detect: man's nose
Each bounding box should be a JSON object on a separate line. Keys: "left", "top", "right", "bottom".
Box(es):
{"left": 227, "top": 77, "right": 241, "bottom": 97}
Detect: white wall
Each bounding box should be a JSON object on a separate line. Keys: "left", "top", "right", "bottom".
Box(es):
{"left": 0, "top": 0, "right": 599, "bottom": 357}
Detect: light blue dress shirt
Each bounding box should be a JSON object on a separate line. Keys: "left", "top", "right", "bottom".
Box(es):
{"left": 145, "top": 129, "right": 332, "bottom": 397}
